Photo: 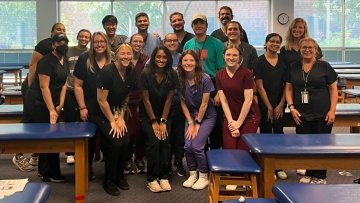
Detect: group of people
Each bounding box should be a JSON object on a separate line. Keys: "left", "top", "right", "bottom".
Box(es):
{"left": 14, "top": 5, "right": 338, "bottom": 196}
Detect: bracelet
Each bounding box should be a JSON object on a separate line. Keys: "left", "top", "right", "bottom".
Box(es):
{"left": 79, "top": 106, "right": 87, "bottom": 110}
{"left": 195, "top": 119, "right": 202, "bottom": 124}
{"left": 188, "top": 120, "right": 193, "bottom": 125}
{"left": 288, "top": 104, "right": 294, "bottom": 108}
{"left": 160, "top": 118, "right": 167, "bottom": 124}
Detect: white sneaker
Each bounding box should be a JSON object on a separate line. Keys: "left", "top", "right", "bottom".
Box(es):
{"left": 147, "top": 180, "right": 163, "bottom": 193}
{"left": 183, "top": 171, "right": 198, "bottom": 188}
{"left": 297, "top": 169, "right": 306, "bottom": 176}
{"left": 66, "top": 155, "right": 75, "bottom": 165}
{"left": 192, "top": 172, "right": 209, "bottom": 190}
{"left": 225, "top": 185, "right": 237, "bottom": 191}
{"left": 299, "top": 176, "right": 312, "bottom": 184}
{"left": 12, "top": 155, "right": 34, "bottom": 172}
{"left": 159, "top": 179, "right": 171, "bottom": 191}
{"left": 29, "top": 156, "right": 38, "bottom": 166}
{"left": 276, "top": 171, "right": 288, "bottom": 180}
{"left": 310, "top": 178, "right": 326, "bottom": 184}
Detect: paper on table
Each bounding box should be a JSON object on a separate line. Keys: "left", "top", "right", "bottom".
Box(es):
{"left": 0, "top": 178, "right": 28, "bottom": 199}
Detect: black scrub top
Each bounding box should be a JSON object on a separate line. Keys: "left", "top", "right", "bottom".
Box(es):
{"left": 96, "top": 63, "right": 136, "bottom": 113}
{"left": 27, "top": 53, "right": 69, "bottom": 107}
{"left": 138, "top": 67, "right": 177, "bottom": 119}
{"left": 73, "top": 52, "right": 102, "bottom": 115}
{"left": 284, "top": 60, "right": 338, "bottom": 121}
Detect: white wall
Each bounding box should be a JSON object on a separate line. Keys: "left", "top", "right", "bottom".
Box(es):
{"left": 272, "top": 0, "right": 294, "bottom": 41}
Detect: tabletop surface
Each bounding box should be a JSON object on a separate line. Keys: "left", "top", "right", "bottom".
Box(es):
{"left": 0, "top": 90, "right": 22, "bottom": 96}
{"left": 342, "top": 89, "right": 360, "bottom": 96}
{"left": 331, "top": 63, "right": 360, "bottom": 69}
{"left": 273, "top": 183, "right": 360, "bottom": 203}
{"left": 0, "top": 105, "right": 23, "bottom": 115}
{"left": 0, "top": 66, "right": 25, "bottom": 71}
{"left": 242, "top": 133, "right": 360, "bottom": 155}
{"left": 338, "top": 73, "right": 360, "bottom": 79}
{"left": 335, "top": 69, "right": 360, "bottom": 74}
{"left": 1, "top": 182, "right": 51, "bottom": 203}
{"left": 0, "top": 122, "right": 96, "bottom": 140}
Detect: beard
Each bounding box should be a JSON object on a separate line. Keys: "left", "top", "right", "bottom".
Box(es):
{"left": 221, "top": 17, "right": 232, "bottom": 26}
{"left": 173, "top": 26, "right": 184, "bottom": 33}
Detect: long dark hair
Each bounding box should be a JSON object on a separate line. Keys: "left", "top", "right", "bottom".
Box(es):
{"left": 177, "top": 50, "right": 203, "bottom": 98}
{"left": 148, "top": 46, "right": 174, "bottom": 85}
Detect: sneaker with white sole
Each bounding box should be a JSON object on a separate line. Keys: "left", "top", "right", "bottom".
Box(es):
{"left": 147, "top": 180, "right": 163, "bottom": 193}
{"left": 29, "top": 156, "right": 38, "bottom": 166}
{"left": 66, "top": 155, "right": 75, "bottom": 165}
{"left": 183, "top": 171, "right": 198, "bottom": 188}
{"left": 297, "top": 169, "right": 306, "bottom": 176}
{"left": 12, "top": 155, "right": 34, "bottom": 172}
{"left": 276, "top": 170, "right": 288, "bottom": 180}
{"left": 192, "top": 172, "right": 209, "bottom": 190}
{"left": 299, "top": 176, "right": 312, "bottom": 184}
{"left": 310, "top": 178, "right": 326, "bottom": 184}
{"left": 159, "top": 179, "right": 171, "bottom": 191}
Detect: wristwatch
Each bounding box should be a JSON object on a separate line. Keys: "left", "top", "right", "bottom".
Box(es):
{"left": 160, "top": 118, "right": 167, "bottom": 124}
{"left": 195, "top": 119, "right": 202, "bottom": 124}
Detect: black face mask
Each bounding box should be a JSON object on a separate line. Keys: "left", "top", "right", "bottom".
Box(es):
{"left": 55, "top": 44, "right": 68, "bottom": 56}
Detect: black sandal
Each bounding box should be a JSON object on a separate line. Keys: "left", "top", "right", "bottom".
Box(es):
{"left": 353, "top": 178, "right": 360, "bottom": 184}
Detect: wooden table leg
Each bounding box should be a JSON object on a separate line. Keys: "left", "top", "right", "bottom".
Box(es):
{"left": 262, "top": 158, "right": 275, "bottom": 198}
{"left": 75, "top": 139, "right": 88, "bottom": 203}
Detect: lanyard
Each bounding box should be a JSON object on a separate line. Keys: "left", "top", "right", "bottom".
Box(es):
{"left": 302, "top": 61, "right": 316, "bottom": 91}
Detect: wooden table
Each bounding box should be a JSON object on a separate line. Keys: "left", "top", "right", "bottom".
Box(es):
{"left": 0, "top": 122, "right": 96, "bottom": 203}
{"left": 0, "top": 90, "right": 22, "bottom": 104}
{"left": 284, "top": 103, "right": 360, "bottom": 133}
{"left": 272, "top": 183, "right": 360, "bottom": 203}
{"left": 341, "top": 89, "right": 360, "bottom": 103}
{"left": 242, "top": 133, "right": 360, "bottom": 198}
{"left": 0, "top": 66, "right": 25, "bottom": 86}
{"left": 0, "top": 104, "right": 23, "bottom": 123}
{"left": 338, "top": 74, "right": 360, "bottom": 89}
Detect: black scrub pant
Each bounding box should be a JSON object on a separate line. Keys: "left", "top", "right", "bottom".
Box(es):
{"left": 169, "top": 101, "right": 185, "bottom": 165}
{"left": 94, "top": 116, "right": 129, "bottom": 184}
{"left": 259, "top": 104, "right": 284, "bottom": 133}
{"left": 296, "top": 118, "right": 333, "bottom": 179}
{"left": 142, "top": 119, "right": 172, "bottom": 182}
{"left": 26, "top": 94, "right": 62, "bottom": 178}
{"left": 63, "top": 89, "right": 79, "bottom": 156}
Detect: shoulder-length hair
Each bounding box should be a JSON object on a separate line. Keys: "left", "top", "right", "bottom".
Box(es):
{"left": 87, "top": 31, "right": 111, "bottom": 73}
{"left": 148, "top": 46, "right": 174, "bottom": 85}
{"left": 177, "top": 50, "right": 203, "bottom": 97}
{"left": 284, "top": 18, "right": 309, "bottom": 51}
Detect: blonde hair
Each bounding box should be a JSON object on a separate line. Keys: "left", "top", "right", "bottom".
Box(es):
{"left": 284, "top": 18, "right": 309, "bottom": 51}
{"left": 87, "top": 32, "right": 111, "bottom": 73}
{"left": 115, "top": 43, "right": 133, "bottom": 60}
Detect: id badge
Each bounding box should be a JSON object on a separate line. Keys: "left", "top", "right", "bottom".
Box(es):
{"left": 301, "top": 91, "right": 309, "bottom": 103}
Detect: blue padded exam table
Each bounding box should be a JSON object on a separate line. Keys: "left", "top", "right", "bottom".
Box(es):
{"left": 1, "top": 182, "right": 51, "bottom": 203}
{"left": 273, "top": 183, "right": 360, "bottom": 203}
{"left": 242, "top": 133, "right": 360, "bottom": 198}
{"left": 0, "top": 122, "right": 96, "bottom": 203}
{"left": 0, "top": 104, "right": 23, "bottom": 123}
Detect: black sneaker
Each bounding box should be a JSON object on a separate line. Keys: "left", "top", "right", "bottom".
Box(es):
{"left": 123, "top": 161, "right": 135, "bottom": 175}
{"left": 104, "top": 181, "right": 120, "bottom": 196}
{"left": 135, "top": 159, "right": 146, "bottom": 173}
{"left": 116, "top": 177, "right": 130, "bottom": 190}
{"left": 174, "top": 162, "right": 186, "bottom": 177}
{"left": 42, "top": 175, "right": 66, "bottom": 183}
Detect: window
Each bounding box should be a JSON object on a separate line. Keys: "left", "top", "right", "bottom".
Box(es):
{"left": 295, "top": 0, "right": 360, "bottom": 63}
{"left": 59, "top": 0, "right": 270, "bottom": 47}
{"left": 0, "top": 1, "right": 36, "bottom": 49}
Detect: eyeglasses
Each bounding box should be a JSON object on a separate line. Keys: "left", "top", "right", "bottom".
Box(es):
{"left": 165, "top": 39, "right": 178, "bottom": 43}
{"left": 93, "top": 41, "right": 106, "bottom": 45}
{"left": 301, "top": 46, "right": 314, "bottom": 50}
